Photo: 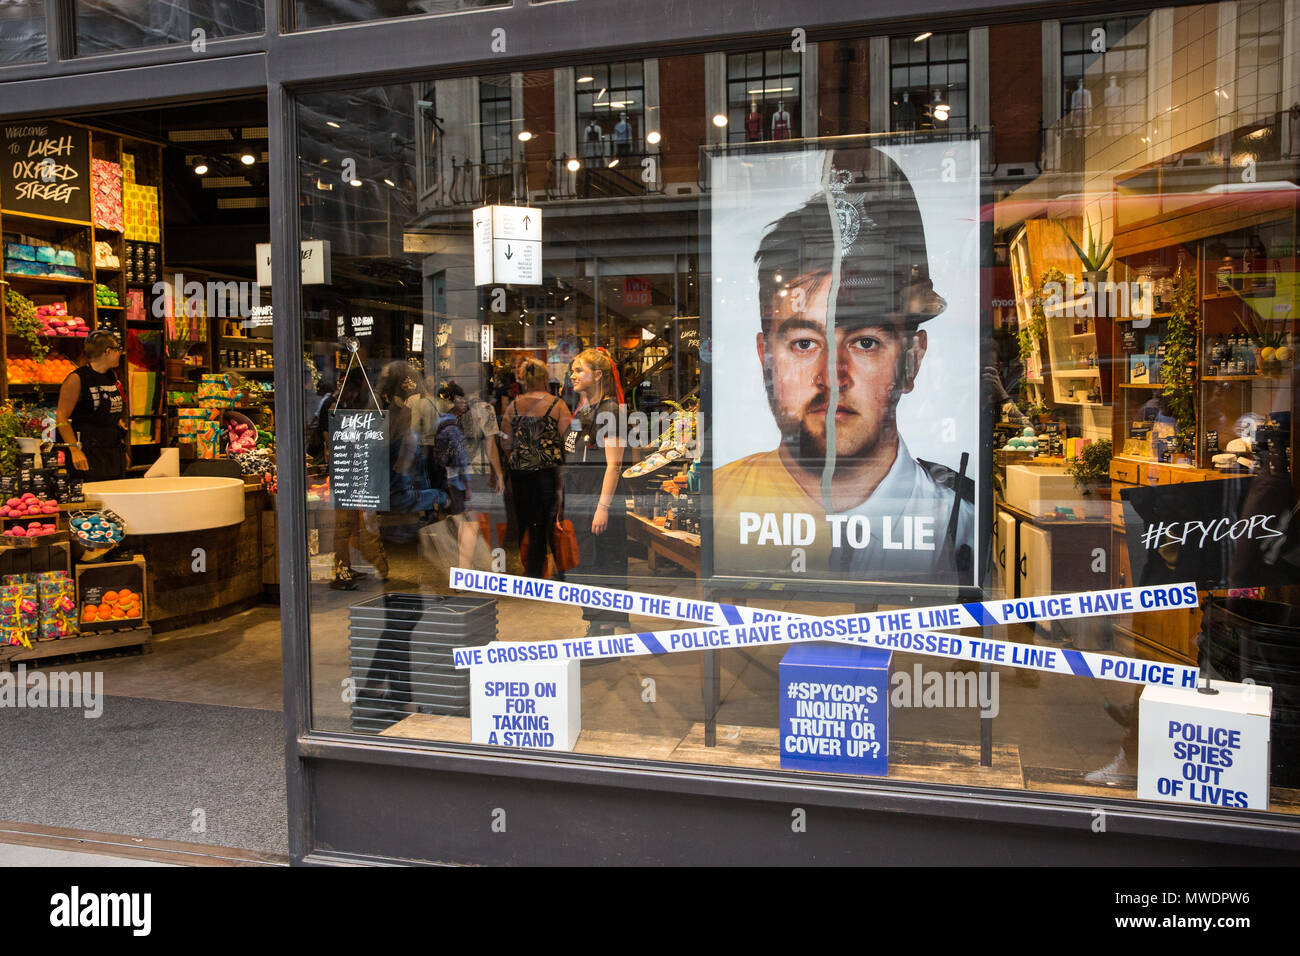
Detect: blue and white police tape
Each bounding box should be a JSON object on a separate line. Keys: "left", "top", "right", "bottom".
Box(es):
{"left": 448, "top": 570, "right": 1203, "bottom": 688}
{"left": 450, "top": 567, "right": 1197, "bottom": 639}
{"left": 453, "top": 618, "right": 1201, "bottom": 689}
{"left": 450, "top": 567, "right": 797, "bottom": 627}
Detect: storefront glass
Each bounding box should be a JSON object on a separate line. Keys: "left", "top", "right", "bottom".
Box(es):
{"left": 294, "top": 0, "right": 509, "bottom": 31}
{"left": 295, "top": 6, "right": 1300, "bottom": 819}
{"left": 0, "top": 0, "right": 46, "bottom": 66}
{"left": 73, "top": 0, "right": 263, "bottom": 54}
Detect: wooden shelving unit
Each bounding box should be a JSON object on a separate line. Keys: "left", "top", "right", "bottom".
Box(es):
{"left": 1, "top": 123, "right": 165, "bottom": 470}
{"left": 1106, "top": 155, "right": 1298, "bottom": 665}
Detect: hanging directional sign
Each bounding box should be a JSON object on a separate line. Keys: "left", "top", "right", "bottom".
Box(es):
{"left": 473, "top": 204, "right": 542, "bottom": 286}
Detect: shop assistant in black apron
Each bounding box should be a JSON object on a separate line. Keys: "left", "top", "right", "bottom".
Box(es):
{"left": 55, "top": 330, "right": 127, "bottom": 482}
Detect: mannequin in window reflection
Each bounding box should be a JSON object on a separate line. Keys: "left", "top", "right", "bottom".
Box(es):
{"left": 56, "top": 330, "right": 126, "bottom": 483}
{"left": 563, "top": 348, "right": 630, "bottom": 636}
{"left": 583, "top": 119, "right": 604, "bottom": 169}
{"left": 746, "top": 98, "right": 763, "bottom": 141}
{"left": 613, "top": 111, "right": 632, "bottom": 157}
{"left": 771, "top": 100, "right": 792, "bottom": 140}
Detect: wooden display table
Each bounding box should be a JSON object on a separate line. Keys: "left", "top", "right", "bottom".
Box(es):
{"left": 627, "top": 513, "right": 700, "bottom": 575}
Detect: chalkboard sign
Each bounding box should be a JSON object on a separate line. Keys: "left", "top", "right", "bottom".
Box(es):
{"left": 1, "top": 121, "right": 92, "bottom": 222}
{"left": 329, "top": 409, "right": 390, "bottom": 511}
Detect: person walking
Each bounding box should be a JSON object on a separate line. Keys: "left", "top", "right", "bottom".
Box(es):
{"left": 500, "top": 359, "right": 569, "bottom": 578}
{"left": 563, "top": 348, "right": 630, "bottom": 635}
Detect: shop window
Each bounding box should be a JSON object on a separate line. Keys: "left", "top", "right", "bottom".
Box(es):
{"left": 295, "top": 0, "right": 508, "bottom": 31}
{"left": 889, "top": 31, "right": 967, "bottom": 131}
{"left": 1059, "top": 16, "right": 1147, "bottom": 136}
{"left": 73, "top": 0, "right": 264, "bottom": 55}
{"left": 726, "top": 48, "right": 802, "bottom": 143}
{"left": 0, "top": 0, "right": 46, "bottom": 66}
{"left": 285, "top": 9, "right": 1300, "bottom": 826}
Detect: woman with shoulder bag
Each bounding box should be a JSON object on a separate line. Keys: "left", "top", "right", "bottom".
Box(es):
{"left": 564, "top": 348, "right": 630, "bottom": 636}
{"left": 499, "top": 359, "right": 570, "bottom": 579}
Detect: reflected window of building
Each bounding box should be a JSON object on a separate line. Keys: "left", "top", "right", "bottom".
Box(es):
{"left": 480, "top": 76, "right": 515, "bottom": 172}
{"left": 1060, "top": 16, "right": 1147, "bottom": 134}
{"left": 889, "top": 31, "right": 968, "bottom": 131}
{"left": 295, "top": 0, "right": 508, "bottom": 30}
{"left": 0, "top": 0, "right": 46, "bottom": 66}
{"left": 74, "top": 0, "right": 263, "bottom": 54}
{"left": 726, "top": 48, "right": 802, "bottom": 143}
{"left": 1235, "top": 0, "right": 1283, "bottom": 130}
{"left": 576, "top": 62, "right": 645, "bottom": 165}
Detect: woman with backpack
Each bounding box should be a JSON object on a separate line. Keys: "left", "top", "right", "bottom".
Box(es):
{"left": 499, "top": 359, "right": 571, "bottom": 578}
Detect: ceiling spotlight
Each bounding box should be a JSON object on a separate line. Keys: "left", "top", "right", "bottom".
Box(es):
{"left": 240, "top": 152, "right": 256, "bottom": 166}
{"left": 914, "top": 31, "right": 932, "bottom": 42}
{"left": 383, "top": 178, "right": 396, "bottom": 187}
{"left": 350, "top": 179, "right": 362, "bottom": 187}
{"left": 712, "top": 113, "right": 728, "bottom": 127}
{"left": 566, "top": 158, "right": 581, "bottom": 172}
{"left": 193, "top": 162, "right": 209, "bottom": 176}
{"left": 577, "top": 75, "right": 594, "bottom": 83}
{"left": 646, "top": 130, "right": 662, "bottom": 145}
{"left": 607, "top": 158, "right": 619, "bottom": 168}
{"left": 326, "top": 121, "right": 341, "bottom": 129}
{"left": 517, "top": 130, "right": 533, "bottom": 142}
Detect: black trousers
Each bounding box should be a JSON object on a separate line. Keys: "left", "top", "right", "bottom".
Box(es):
{"left": 568, "top": 501, "right": 630, "bottom": 624}
{"left": 77, "top": 443, "right": 125, "bottom": 483}
{"left": 510, "top": 468, "right": 559, "bottom": 579}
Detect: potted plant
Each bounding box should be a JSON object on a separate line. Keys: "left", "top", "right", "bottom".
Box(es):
{"left": 164, "top": 302, "right": 204, "bottom": 381}
{"left": 1067, "top": 438, "right": 1112, "bottom": 495}
{"left": 1059, "top": 214, "right": 1113, "bottom": 287}
{"left": 0, "top": 402, "right": 48, "bottom": 474}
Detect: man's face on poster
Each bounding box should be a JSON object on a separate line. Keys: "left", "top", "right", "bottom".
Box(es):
{"left": 757, "top": 274, "right": 926, "bottom": 466}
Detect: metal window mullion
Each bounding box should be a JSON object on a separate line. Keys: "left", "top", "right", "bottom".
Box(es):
{"left": 268, "top": 80, "right": 312, "bottom": 865}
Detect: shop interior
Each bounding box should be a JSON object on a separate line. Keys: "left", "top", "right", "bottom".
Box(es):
{"left": 0, "top": 98, "right": 288, "bottom": 853}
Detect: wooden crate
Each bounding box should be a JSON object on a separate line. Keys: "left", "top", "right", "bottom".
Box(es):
{"left": 74, "top": 556, "right": 147, "bottom": 630}
{"left": 0, "top": 540, "right": 71, "bottom": 577}
{"left": 0, "top": 626, "right": 151, "bottom": 671}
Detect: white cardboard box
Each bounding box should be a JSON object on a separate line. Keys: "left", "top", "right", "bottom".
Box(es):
{"left": 1137, "top": 680, "right": 1272, "bottom": 811}
{"left": 470, "top": 658, "right": 580, "bottom": 751}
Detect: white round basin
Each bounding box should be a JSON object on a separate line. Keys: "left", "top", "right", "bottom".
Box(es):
{"left": 83, "top": 477, "right": 245, "bottom": 535}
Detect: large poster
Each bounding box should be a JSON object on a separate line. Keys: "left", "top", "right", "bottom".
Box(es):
{"left": 708, "top": 137, "right": 981, "bottom": 587}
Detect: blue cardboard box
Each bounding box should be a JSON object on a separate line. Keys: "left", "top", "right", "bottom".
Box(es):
{"left": 779, "top": 643, "right": 892, "bottom": 776}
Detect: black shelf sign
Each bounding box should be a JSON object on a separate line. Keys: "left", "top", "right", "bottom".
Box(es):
{"left": 328, "top": 409, "right": 390, "bottom": 511}
{"left": 2, "top": 121, "right": 92, "bottom": 222}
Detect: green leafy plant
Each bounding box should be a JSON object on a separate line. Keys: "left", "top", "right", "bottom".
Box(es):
{"left": 0, "top": 402, "right": 47, "bottom": 474}
{"left": 1068, "top": 438, "right": 1112, "bottom": 491}
{"left": 3, "top": 288, "right": 49, "bottom": 361}
{"left": 1162, "top": 265, "right": 1198, "bottom": 453}
{"left": 1019, "top": 267, "right": 1064, "bottom": 363}
{"left": 1058, "top": 216, "right": 1113, "bottom": 273}
{"left": 1238, "top": 309, "right": 1286, "bottom": 350}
